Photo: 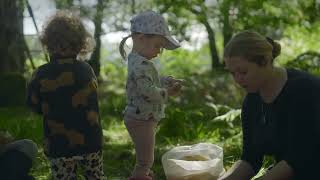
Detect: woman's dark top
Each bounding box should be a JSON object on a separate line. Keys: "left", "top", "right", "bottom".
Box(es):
{"left": 26, "top": 57, "right": 103, "bottom": 158}
{"left": 241, "top": 68, "right": 320, "bottom": 179}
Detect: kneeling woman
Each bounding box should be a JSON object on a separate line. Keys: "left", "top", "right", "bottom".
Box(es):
{"left": 219, "top": 31, "right": 320, "bottom": 180}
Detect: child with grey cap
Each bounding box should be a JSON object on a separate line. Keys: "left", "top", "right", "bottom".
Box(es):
{"left": 119, "top": 10, "right": 183, "bottom": 180}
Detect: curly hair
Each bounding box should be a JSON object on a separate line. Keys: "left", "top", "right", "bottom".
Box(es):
{"left": 41, "top": 11, "right": 95, "bottom": 58}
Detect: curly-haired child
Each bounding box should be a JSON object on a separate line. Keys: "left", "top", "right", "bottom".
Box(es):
{"left": 26, "top": 11, "right": 106, "bottom": 180}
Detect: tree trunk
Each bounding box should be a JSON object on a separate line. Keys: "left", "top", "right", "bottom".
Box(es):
{"left": 221, "top": 0, "right": 233, "bottom": 48}
{"left": 222, "top": 17, "right": 232, "bottom": 48}
{"left": 131, "top": 0, "right": 136, "bottom": 14}
{"left": 189, "top": 7, "right": 221, "bottom": 70}
{"left": 202, "top": 19, "right": 221, "bottom": 69}
{"left": 0, "top": 0, "right": 26, "bottom": 73}
{"left": 88, "top": 0, "right": 105, "bottom": 77}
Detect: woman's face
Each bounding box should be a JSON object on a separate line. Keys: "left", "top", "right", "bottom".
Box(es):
{"left": 224, "top": 56, "right": 267, "bottom": 93}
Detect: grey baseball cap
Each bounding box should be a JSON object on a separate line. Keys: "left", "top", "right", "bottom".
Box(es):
{"left": 130, "top": 10, "right": 180, "bottom": 50}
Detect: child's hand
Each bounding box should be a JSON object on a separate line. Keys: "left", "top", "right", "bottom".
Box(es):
{"left": 162, "top": 76, "right": 185, "bottom": 88}
{"left": 172, "top": 78, "right": 185, "bottom": 86}
{"left": 167, "top": 82, "right": 182, "bottom": 97}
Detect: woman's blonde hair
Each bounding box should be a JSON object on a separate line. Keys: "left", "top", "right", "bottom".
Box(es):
{"left": 224, "top": 30, "right": 281, "bottom": 66}
{"left": 41, "top": 10, "right": 95, "bottom": 59}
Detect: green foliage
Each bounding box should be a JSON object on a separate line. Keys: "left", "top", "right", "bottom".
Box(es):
{"left": 159, "top": 47, "right": 211, "bottom": 77}
{"left": 285, "top": 51, "right": 320, "bottom": 75}
{"left": 232, "top": 0, "right": 302, "bottom": 32}
{"left": 0, "top": 73, "right": 27, "bottom": 107}
{"left": 0, "top": 107, "right": 42, "bottom": 141}
{"left": 54, "top": 0, "right": 79, "bottom": 9}
{"left": 99, "top": 60, "right": 127, "bottom": 120}
{"left": 281, "top": 22, "right": 320, "bottom": 75}
{"left": 280, "top": 22, "right": 320, "bottom": 63}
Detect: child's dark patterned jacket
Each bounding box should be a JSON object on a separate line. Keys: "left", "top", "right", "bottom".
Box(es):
{"left": 26, "top": 57, "right": 102, "bottom": 158}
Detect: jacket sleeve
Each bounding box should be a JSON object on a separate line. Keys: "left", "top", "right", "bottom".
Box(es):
{"left": 86, "top": 67, "right": 100, "bottom": 118}
{"left": 134, "top": 62, "right": 167, "bottom": 103}
{"left": 283, "top": 79, "right": 320, "bottom": 177}
{"left": 26, "top": 69, "right": 43, "bottom": 114}
{"left": 240, "top": 96, "right": 263, "bottom": 174}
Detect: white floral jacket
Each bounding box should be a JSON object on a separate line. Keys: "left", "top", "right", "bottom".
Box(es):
{"left": 123, "top": 52, "right": 170, "bottom": 121}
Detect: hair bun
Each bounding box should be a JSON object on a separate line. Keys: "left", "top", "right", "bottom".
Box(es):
{"left": 266, "top": 37, "right": 281, "bottom": 58}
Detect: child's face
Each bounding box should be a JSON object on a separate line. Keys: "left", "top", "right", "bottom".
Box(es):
{"left": 139, "top": 35, "right": 166, "bottom": 60}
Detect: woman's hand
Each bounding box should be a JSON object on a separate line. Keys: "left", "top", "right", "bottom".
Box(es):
{"left": 261, "top": 160, "right": 293, "bottom": 180}
{"left": 218, "top": 160, "right": 255, "bottom": 180}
